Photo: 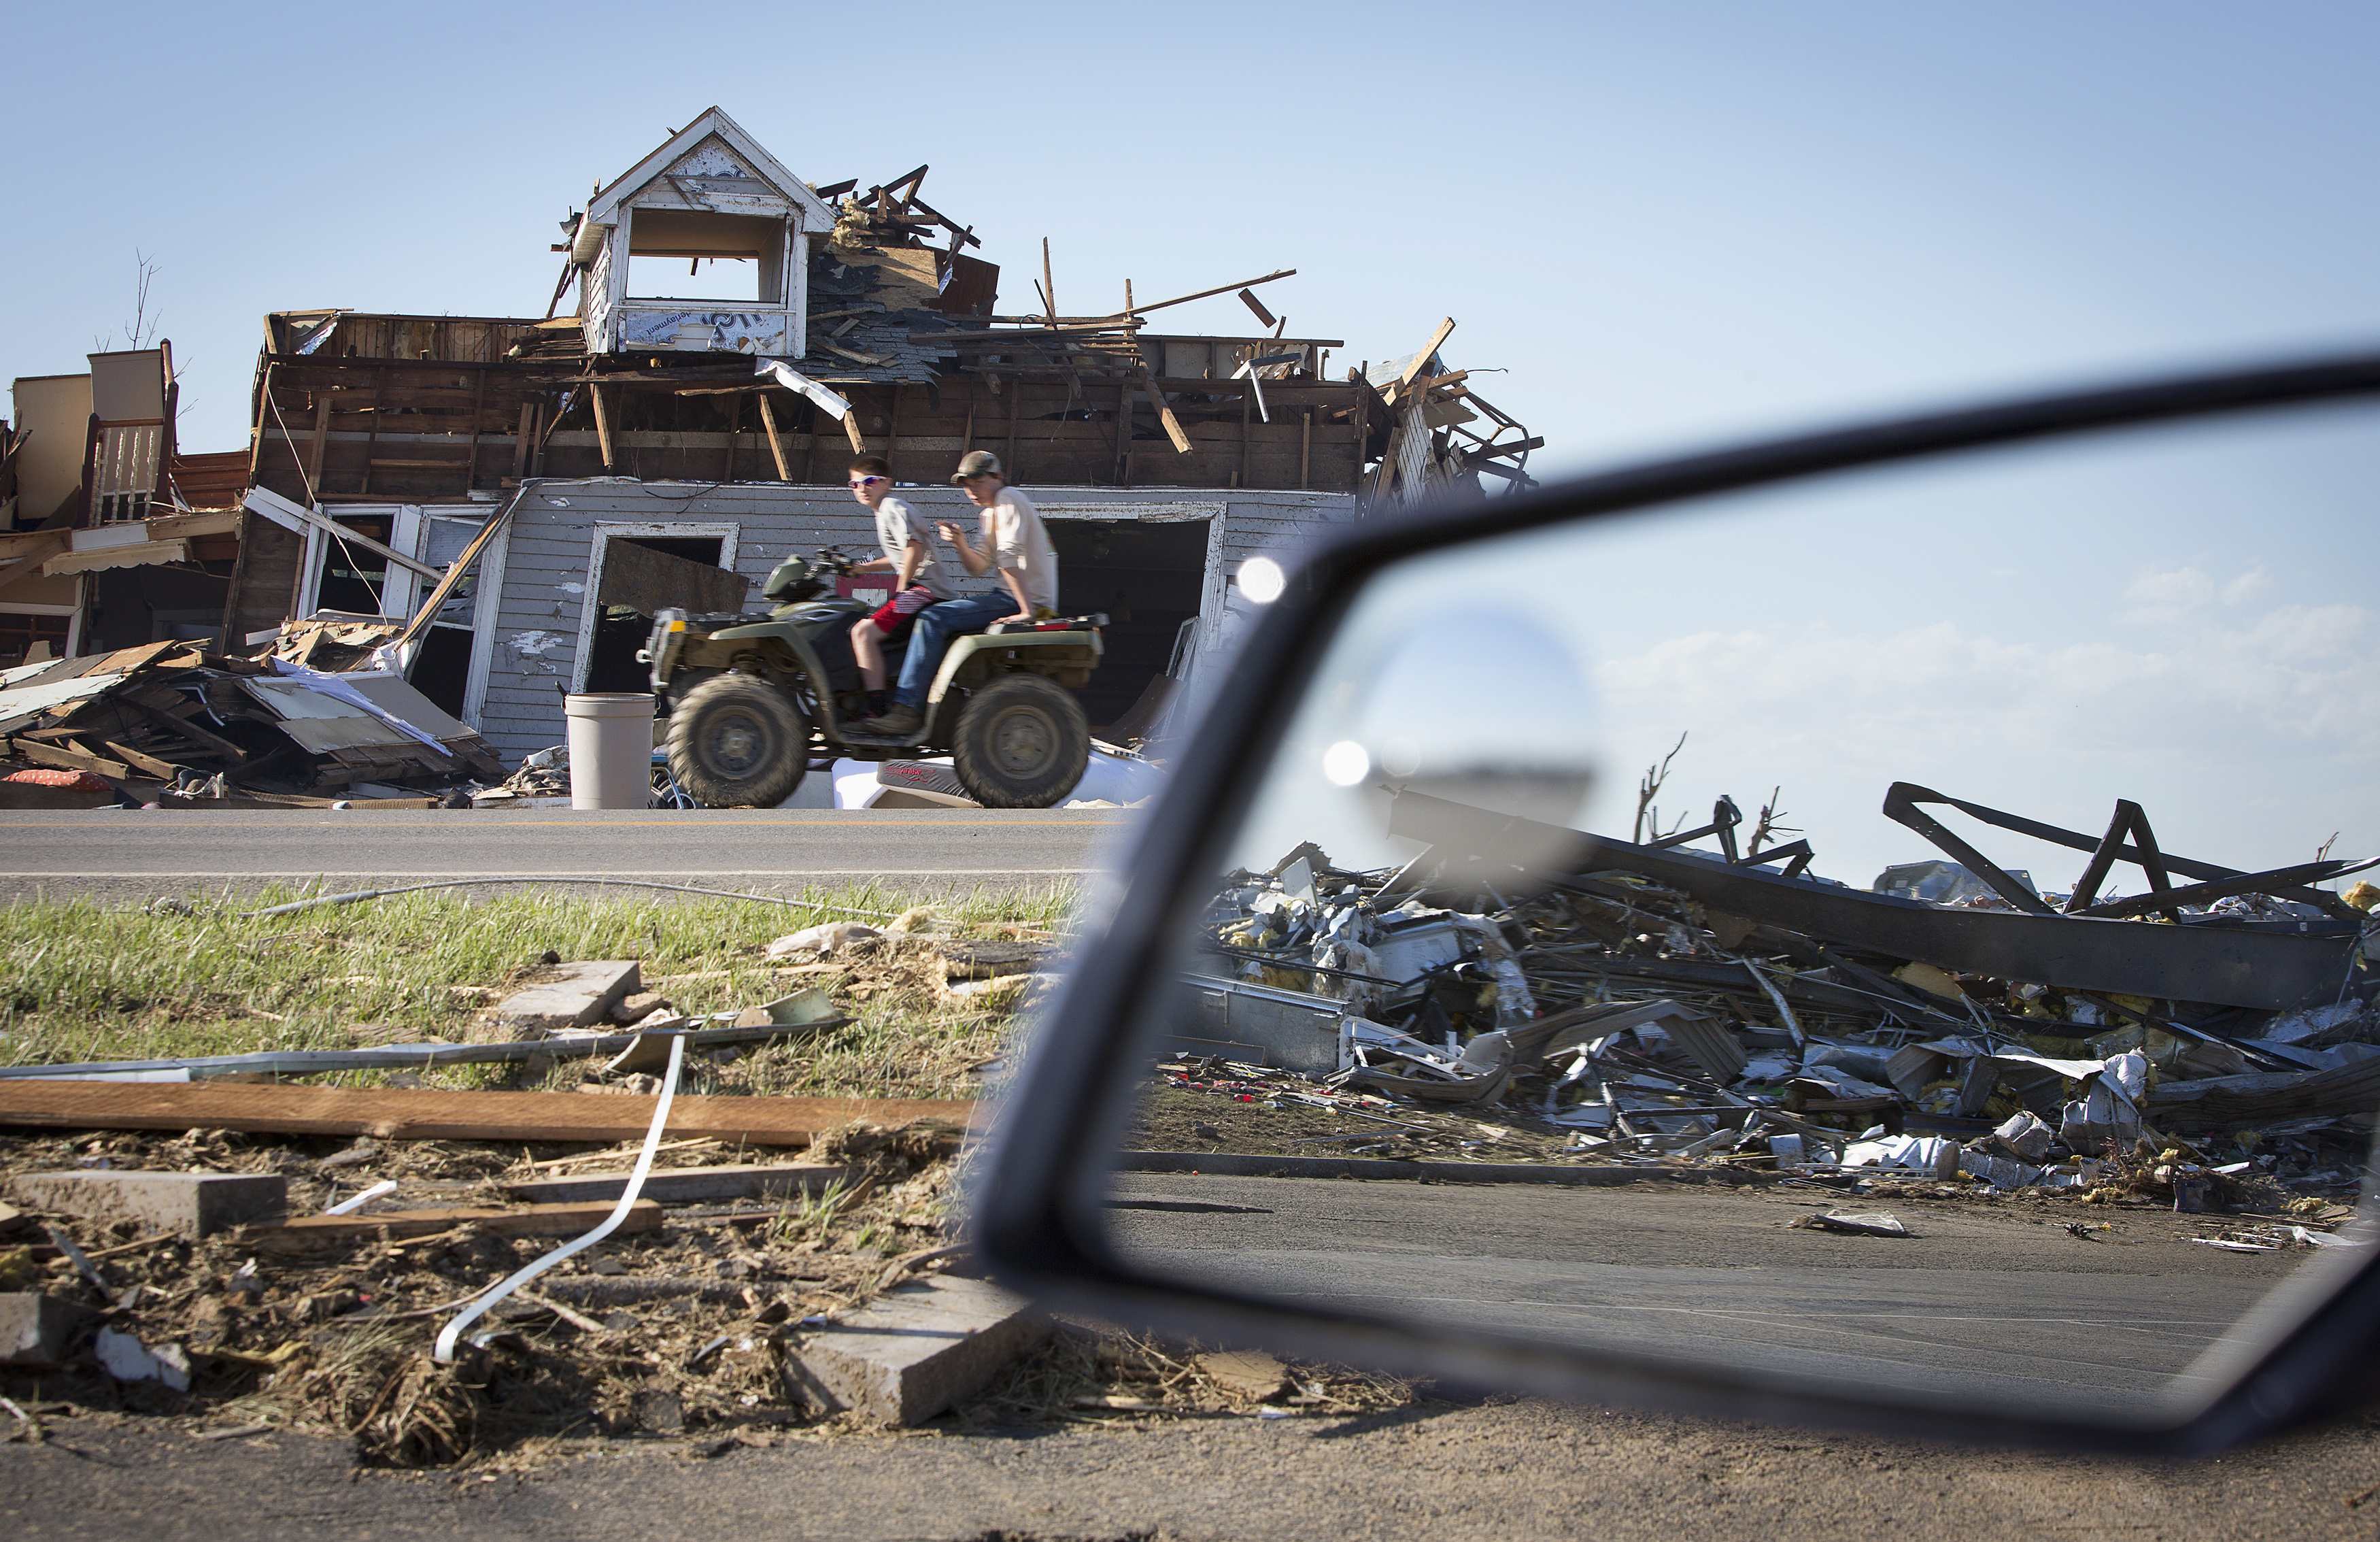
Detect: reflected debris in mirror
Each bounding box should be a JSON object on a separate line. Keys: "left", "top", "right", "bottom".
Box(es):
{"left": 1112, "top": 405, "right": 2380, "bottom": 1419}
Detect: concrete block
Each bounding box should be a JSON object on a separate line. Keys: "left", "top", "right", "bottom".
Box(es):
{"left": 786, "top": 1274, "right": 1047, "bottom": 1426}
{"left": 494, "top": 960, "right": 642, "bottom": 1035}
{"left": 1, "top": 1292, "right": 95, "bottom": 1366}
{"left": 10, "top": 1169, "right": 287, "bottom": 1237}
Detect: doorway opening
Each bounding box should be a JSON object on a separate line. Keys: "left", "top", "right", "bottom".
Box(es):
{"left": 1044, "top": 518, "right": 1209, "bottom": 733}
{"left": 579, "top": 533, "right": 736, "bottom": 693}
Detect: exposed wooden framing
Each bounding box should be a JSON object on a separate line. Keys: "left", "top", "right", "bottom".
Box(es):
{"left": 1300, "top": 408, "right": 1312, "bottom": 490}
{"left": 1238, "top": 380, "right": 1253, "bottom": 487}
{"left": 461, "top": 371, "right": 487, "bottom": 492}
{"left": 247, "top": 361, "right": 277, "bottom": 488}
{"left": 1004, "top": 383, "right": 1021, "bottom": 476}
{"left": 1371, "top": 423, "right": 1406, "bottom": 499}
{"left": 591, "top": 382, "right": 616, "bottom": 469}
{"left": 123, "top": 698, "right": 248, "bottom": 765}
{"left": 1238, "top": 288, "right": 1279, "bottom": 328}
{"left": 356, "top": 393, "right": 381, "bottom": 494}
{"left": 1041, "top": 237, "right": 1058, "bottom": 324}
{"left": 756, "top": 393, "right": 793, "bottom": 480}
{"left": 885, "top": 386, "right": 904, "bottom": 475}
{"left": 512, "top": 401, "right": 537, "bottom": 479}
{"left": 723, "top": 391, "right": 741, "bottom": 481}
{"left": 1112, "top": 384, "right": 1134, "bottom": 486}
{"left": 802, "top": 401, "right": 820, "bottom": 484}
{"left": 305, "top": 393, "right": 331, "bottom": 495}
{"left": 1140, "top": 378, "right": 1192, "bottom": 454}
{"left": 1350, "top": 366, "right": 1372, "bottom": 472}
{"left": 841, "top": 407, "right": 866, "bottom": 453}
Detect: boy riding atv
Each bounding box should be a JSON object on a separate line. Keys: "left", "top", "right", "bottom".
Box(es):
{"left": 643, "top": 452, "right": 1101, "bottom": 809}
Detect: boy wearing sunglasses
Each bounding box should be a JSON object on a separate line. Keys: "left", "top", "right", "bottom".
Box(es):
{"left": 845, "top": 456, "right": 953, "bottom": 719}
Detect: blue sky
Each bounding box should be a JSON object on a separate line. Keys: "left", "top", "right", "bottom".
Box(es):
{"left": 1241, "top": 402, "right": 2380, "bottom": 887}
{"left": 8, "top": 3, "right": 2380, "bottom": 467}
{"left": 10, "top": 4, "right": 2379, "bottom": 880}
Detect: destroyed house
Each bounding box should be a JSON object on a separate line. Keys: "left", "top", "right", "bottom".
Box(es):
{"left": 1, "top": 346, "right": 250, "bottom": 669}
{"left": 225, "top": 107, "right": 1539, "bottom": 745}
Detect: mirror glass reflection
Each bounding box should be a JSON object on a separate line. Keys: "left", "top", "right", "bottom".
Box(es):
{"left": 1108, "top": 402, "right": 2380, "bottom": 1415}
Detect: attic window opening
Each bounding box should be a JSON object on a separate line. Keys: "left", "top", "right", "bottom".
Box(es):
{"left": 626, "top": 210, "right": 788, "bottom": 305}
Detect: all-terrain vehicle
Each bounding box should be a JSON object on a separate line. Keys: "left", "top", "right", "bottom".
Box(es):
{"left": 641, "top": 546, "right": 1104, "bottom": 809}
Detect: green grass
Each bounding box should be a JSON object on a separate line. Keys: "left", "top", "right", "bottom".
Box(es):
{"left": 0, "top": 883, "right": 1076, "bottom": 1100}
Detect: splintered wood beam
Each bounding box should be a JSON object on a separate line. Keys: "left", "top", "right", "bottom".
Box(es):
{"left": 843, "top": 408, "right": 866, "bottom": 453}
{"left": 103, "top": 740, "right": 182, "bottom": 780}
{"left": 1466, "top": 435, "right": 1546, "bottom": 465}
{"left": 10, "top": 739, "right": 131, "bottom": 781}
{"left": 1238, "top": 288, "right": 1278, "bottom": 328}
{"left": 1140, "top": 378, "right": 1193, "bottom": 454}
{"left": 1112, "top": 269, "right": 1296, "bottom": 320}
{"left": 591, "top": 382, "right": 616, "bottom": 469}
{"left": 1042, "top": 238, "right": 1057, "bottom": 324}
{"left": 124, "top": 697, "right": 247, "bottom": 762}
{"left": 1397, "top": 318, "right": 1458, "bottom": 390}
{"left": 813, "top": 339, "right": 895, "bottom": 367}
{"left": 756, "top": 393, "right": 794, "bottom": 480}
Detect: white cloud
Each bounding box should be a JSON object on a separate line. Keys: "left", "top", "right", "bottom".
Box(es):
{"left": 2222, "top": 567, "right": 2275, "bottom": 606}
{"left": 2122, "top": 565, "right": 2217, "bottom": 616}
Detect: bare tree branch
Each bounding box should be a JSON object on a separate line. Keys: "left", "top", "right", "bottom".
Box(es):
{"left": 1633, "top": 731, "right": 1688, "bottom": 844}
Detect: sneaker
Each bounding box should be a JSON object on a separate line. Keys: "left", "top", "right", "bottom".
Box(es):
{"left": 859, "top": 704, "right": 922, "bottom": 737}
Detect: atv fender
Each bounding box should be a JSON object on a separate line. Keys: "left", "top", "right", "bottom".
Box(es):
{"left": 925, "top": 629, "right": 1104, "bottom": 707}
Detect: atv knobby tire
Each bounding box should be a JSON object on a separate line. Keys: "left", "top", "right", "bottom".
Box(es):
{"left": 666, "top": 673, "right": 808, "bottom": 808}
{"left": 950, "top": 673, "right": 1089, "bottom": 808}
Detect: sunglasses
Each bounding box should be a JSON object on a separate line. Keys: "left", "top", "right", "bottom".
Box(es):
{"left": 847, "top": 475, "right": 887, "bottom": 488}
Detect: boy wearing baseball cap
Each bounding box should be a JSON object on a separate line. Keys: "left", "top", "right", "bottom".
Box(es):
{"left": 861, "top": 450, "right": 1057, "bottom": 737}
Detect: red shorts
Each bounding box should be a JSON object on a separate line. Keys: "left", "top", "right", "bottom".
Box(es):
{"left": 866, "top": 586, "right": 941, "bottom": 639}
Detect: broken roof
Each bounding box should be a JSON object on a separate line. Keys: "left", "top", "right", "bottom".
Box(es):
{"left": 585, "top": 107, "right": 836, "bottom": 229}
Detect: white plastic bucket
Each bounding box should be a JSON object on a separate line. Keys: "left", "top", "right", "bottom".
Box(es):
{"left": 564, "top": 692, "right": 656, "bottom": 809}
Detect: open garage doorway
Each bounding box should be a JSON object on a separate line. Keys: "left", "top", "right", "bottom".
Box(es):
{"left": 1044, "top": 517, "right": 1211, "bottom": 735}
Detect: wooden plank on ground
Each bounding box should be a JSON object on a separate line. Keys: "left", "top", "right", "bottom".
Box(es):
{"left": 251, "top": 1200, "right": 662, "bottom": 1251}
{"left": 505, "top": 1162, "right": 847, "bottom": 1207}
{"left": 0, "top": 1082, "right": 976, "bottom": 1145}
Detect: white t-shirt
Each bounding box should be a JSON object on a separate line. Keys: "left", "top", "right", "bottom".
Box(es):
{"left": 983, "top": 488, "right": 1059, "bottom": 614}
{"left": 873, "top": 496, "right": 953, "bottom": 599}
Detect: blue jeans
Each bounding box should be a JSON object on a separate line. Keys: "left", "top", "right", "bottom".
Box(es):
{"left": 893, "top": 593, "right": 1013, "bottom": 709}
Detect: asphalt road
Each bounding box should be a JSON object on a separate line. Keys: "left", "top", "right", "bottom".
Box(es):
{"left": 0, "top": 1175, "right": 2368, "bottom": 1541}
{"left": 1106, "top": 1173, "right": 2315, "bottom": 1413}
{"left": 0, "top": 807, "right": 1127, "bottom": 902}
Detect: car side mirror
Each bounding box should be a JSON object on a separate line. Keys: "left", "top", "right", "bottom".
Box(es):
{"left": 978, "top": 350, "right": 2380, "bottom": 1456}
